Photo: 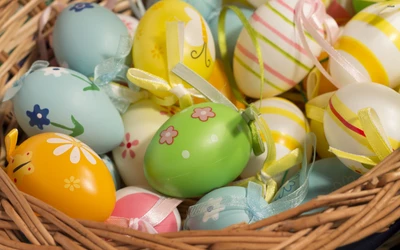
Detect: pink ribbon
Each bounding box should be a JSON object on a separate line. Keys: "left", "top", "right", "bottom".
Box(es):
{"left": 105, "top": 197, "right": 182, "bottom": 234}
{"left": 294, "top": 0, "right": 370, "bottom": 89}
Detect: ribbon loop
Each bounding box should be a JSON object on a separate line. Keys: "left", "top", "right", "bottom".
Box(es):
{"left": 3, "top": 60, "right": 50, "bottom": 102}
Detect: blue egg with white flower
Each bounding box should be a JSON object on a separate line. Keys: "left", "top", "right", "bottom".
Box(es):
{"left": 10, "top": 64, "right": 124, "bottom": 155}
{"left": 184, "top": 182, "right": 268, "bottom": 230}
{"left": 101, "top": 154, "right": 122, "bottom": 190}
{"left": 52, "top": 2, "right": 131, "bottom": 76}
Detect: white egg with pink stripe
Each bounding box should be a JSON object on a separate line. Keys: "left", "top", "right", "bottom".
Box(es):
{"left": 233, "top": 0, "right": 324, "bottom": 98}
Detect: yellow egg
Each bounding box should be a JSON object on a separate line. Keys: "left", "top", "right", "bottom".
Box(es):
{"left": 193, "top": 59, "right": 246, "bottom": 110}
{"left": 133, "top": 0, "right": 216, "bottom": 87}
{"left": 5, "top": 130, "right": 116, "bottom": 222}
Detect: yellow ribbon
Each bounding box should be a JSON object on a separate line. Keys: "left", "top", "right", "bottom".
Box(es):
{"left": 126, "top": 22, "right": 194, "bottom": 110}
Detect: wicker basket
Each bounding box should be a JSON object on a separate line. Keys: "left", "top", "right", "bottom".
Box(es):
{"left": 0, "top": 0, "right": 399, "bottom": 249}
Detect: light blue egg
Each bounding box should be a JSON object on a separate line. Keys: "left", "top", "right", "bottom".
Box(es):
{"left": 208, "top": 7, "right": 253, "bottom": 61}
{"left": 12, "top": 66, "right": 124, "bottom": 154}
{"left": 302, "top": 157, "right": 361, "bottom": 204}
{"left": 52, "top": 2, "right": 130, "bottom": 76}
{"left": 101, "top": 155, "right": 122, "bottom": 190}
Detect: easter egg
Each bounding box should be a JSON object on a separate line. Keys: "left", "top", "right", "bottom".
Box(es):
{"left": 352, "top": 0, "right": 375, "bottom": 14}
{"left": 330, "top": 2, "right": 400, "bottom": 89}
{"left": 323, "top": 82, "right": 400, "bottom": 174}
{"left": 185, "top": 186, "right": 250, "bottom": 230}
{"left": 302, "top": 157, "right": 360, "bottom": 204}
{"left": 5, "top": 131, "right": 116, "bottom": 221}
{"left": 240, "top": 97, "right": 309, "bottom": 186}
{"left": 233, "top": 0, "right": 324, "bottom": 98}
{"left": 208, "top": 6, "right": 253, "bottom": 60}
{"left": 11, "top": 66, "right": 124, "bottom": 154}
{"left": 112, "top": 100, "right": 176, "bottom": 189}
{"left": 194, "top": 59, "right": 246, "bottom": 109}
{"left": 111, "top": 187, "right": 181, "bottom": 233}
{"left": 118, "top": 14, "right": 139, "bottom": 39}
{"left": 101, "top": 154, "right": 122, "bottom": 190}
{"left": 133, "top": 0, "right": 216, "bottom": 87}
{"left": 53, "top": 2, "right": 130, "bottom": 76}
{"left": 144, "top": 102, "right": 252, "bottom": 198}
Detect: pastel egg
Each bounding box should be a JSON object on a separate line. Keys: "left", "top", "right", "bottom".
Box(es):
{"left": 144, "top": 102, "right": 252, "bottom": 198}
{"left": 184, "top": 186, "right": 251, "bottom": 230}
{"left": 53, "top": 2, "right": 130, "bottom": 76}
{"left": 133, "top": 0, "right": 216, "bottom": 87}
{"left": 5, "top": 130, "right": 116, "bottom": 222}
{"left": 323, "top": 82, "right": 400, "bottom": 174}
{"left": 352, "top": 0, "right": 375, "bottom": 13}
{"left": 101, "top": 154, "right": 122, "bottom": 190}
{"left": 330, "top": 2, "right": 400, "bottom": 89}
{"left": 11, "top": 66, "right": 124, "bottom": 155}
{"left": 233, "top": 0, "right": 324, "bottom": 98}
{"left": 240, "top": 97, "right": 309, "bottom": 186}
{"left": 208, "top": 6, "right": 253, "bottom": 61}
{"left": 111, "top": 186, "right": 181, "bottom": 233}
{"left": 118, "top": 14, "right": 139, "bottom": 39}
{"left": 112, "top": 100, "right": 175, "bottom": 189}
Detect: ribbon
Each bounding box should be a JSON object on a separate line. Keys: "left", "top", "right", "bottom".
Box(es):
{"left": 185, "top": 135, "right": 316, "bottom": 228}
{"left": 126, "top": 21, "right": 194, "bottom": 110}
{"left": 94, "top": 35, "right": 148, "bottom": 113}
{"left": 2, "top": 60, "right": 50, "bottom": 102}
{"left": 106, "top": 197, "right": 182, "bottom": 234}
{"left": 127, "top": 0, "right": 146, "bottom": 19}
{"left": 294, "top": 0, "right": 371, "bottom": 89}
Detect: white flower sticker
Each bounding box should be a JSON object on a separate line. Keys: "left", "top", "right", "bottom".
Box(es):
{"left": 47, "top": 133, "right": 99, "bottom": 165}
{"left": 42, "top": 67, "right": 69, "bottom": 77}
{"left": 64, "top": 176, "right": 80, "bottom": 191}
{"left": 202, "top": 197, "right": 225, "bottom": 223}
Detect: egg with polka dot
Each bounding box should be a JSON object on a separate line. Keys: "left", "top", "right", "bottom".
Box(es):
{"left": 4, "top": 129, "right": 116, "bottom": 222}
{"left": 144, "top": 102, "right": 252, "bottom": 198}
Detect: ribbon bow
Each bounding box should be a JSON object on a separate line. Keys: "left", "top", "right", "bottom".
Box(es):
{"left": 2, "top": 60, "right": 49, "bottom": 102}
{"left": 106, "top": 197, "right": 182, "bottom": 234}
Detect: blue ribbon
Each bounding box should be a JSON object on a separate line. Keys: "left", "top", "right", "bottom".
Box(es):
{"left": 184, "top": 133, "right": 317, "bottom": 228}
{"left": 93, "top": 34, "right": 142, "bottom": 114}
{"left": 2, "top": 60, "right": 49, "bottom": 102}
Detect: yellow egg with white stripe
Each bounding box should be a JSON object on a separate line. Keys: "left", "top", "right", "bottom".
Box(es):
{"left": 323, "top": 83, "right": 400, "bottom": 175}
{"left": 330, "top": 2, "right": 400, "bottom": 89}
{"left": 240, "top": 97, "right": 309, "bottom": 186}
{"left": 233, "top": 0, "right": 324, "bottom": 99}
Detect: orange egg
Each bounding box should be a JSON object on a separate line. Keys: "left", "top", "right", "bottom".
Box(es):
{"left": 4, "top": 129, "right": 116, "bottom": 222}
{"left": 193, "top": 59, "right": 246, "bottom": 110}
{"left": 302, "top": 52, "right": 337, "bottom": 98}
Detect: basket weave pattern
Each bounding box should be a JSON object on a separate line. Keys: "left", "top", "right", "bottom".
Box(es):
{"left": 0, "top": 1, "right": 400, "bottom": 249}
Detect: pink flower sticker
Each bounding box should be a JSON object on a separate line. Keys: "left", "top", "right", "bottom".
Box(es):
{"left": 159, "top": 126, "right": 178, "bottom": 145}
{"left": 191, "top": 107, "right": 216, "bottom": 122}
{"left": 120, "top": 133, "right": 139, "bottom": 159}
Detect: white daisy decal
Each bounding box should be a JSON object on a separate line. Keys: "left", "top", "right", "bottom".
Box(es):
{"left": 41, "top": 67, "right": 70, "bottom": 77}
{"left": 202, "top": 197, "right": 225, "bottom": 223}
{"left": 47, "top": 133, "right": 99, "bottom": 165}
{"left": 64, "top": 176, "right": 81, "bottom": 191}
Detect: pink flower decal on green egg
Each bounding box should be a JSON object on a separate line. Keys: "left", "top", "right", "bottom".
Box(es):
{"left": 159, "top": 126, "right": 178, "bottom": 145}
{"left": 191, "top": 107, "right": 216, "bottom": 122}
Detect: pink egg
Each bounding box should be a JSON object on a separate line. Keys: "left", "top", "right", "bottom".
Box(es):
{"left": 111, "top": 187, "right": 181, "bottom": 233}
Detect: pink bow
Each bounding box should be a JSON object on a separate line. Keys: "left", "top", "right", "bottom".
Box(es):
{"left": 105, "top": 216, "right": 159, "bottom": 234}
{"left": 294, "top": 0, "right": 369, "bottom": 89}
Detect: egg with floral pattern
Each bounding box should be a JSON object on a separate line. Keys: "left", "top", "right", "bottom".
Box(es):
{"left": 144, "top": 102, "right": 252, "bottom": 198}
{"left": 53, "top": 2, "right": 131, "bottom": 76}
{"left": 4, "top": 129, "right": 116, "bottom": 222}
{"left": 9, "top": 65, "right": 124, "bottom": 155}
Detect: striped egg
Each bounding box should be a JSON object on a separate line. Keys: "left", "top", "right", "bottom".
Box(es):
{"left": 330, "top": 2, "right": 400, "bottom": 89}
{"left": 323, "top": 83, "right": 400, "bottom": 174}
{"left": 233, "top": 0, "right": 324, "bottom": 99}
{"left": 240, "top": 97, "right": 309, "bottom": 187}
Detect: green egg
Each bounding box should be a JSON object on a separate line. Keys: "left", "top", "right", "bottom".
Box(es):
{"left": 144, "top": 102, "right": 252, "bottom": 198}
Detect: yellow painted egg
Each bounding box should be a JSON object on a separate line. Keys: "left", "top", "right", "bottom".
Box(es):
{"left": 133, "top": 0, "right": 215, "bottom": 87}
{"left": 330, "top": 1, "right": 400, "bottom": 89}
{"left": 240, "top": 97, "right": 309, "bottom": 186}
{"left": 4, "top": 130, "right": 116, "bottom": 222}
{"left": 193, "top": 59, "right": 246, "bottom": 110}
